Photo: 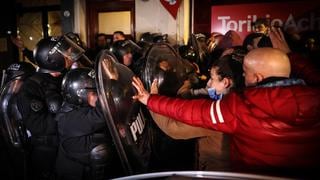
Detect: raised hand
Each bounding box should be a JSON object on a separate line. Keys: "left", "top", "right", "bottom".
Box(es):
{"left": 269, "top": 27, "right": 291, "bottom": 54}
{"left": 132, "top": 76, "right": 150, "bottom": 105}
{"left": 102, "top": 58, "right": 119, "bottom": 80}
{"left": 150, "top": 79, "right": 159, "bottom": 94}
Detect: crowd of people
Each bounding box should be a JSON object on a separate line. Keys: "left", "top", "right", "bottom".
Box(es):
{"left": 1, "top": 19, "right": 320, "bottom": 180}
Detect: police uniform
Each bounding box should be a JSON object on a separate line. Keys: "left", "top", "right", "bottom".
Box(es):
{"left": 55, "top": 102, "right": 116, "bottom": 180}
{"left": 14, "top": 35, "right": 88, "bottom": 179}
{"left": 55, "top": 68, "right": 119, "bottom": 180}
{"left": 16, "top": 72, "right": 61, "bottom": 180}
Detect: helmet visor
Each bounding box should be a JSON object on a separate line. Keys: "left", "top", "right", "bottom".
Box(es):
{"left": 51, "top": 35, "right": 85, "bottom": 61}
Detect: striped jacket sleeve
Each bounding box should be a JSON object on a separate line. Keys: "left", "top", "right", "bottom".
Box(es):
{"left": 147, "top": 94, "right": 237, "bottom": 134}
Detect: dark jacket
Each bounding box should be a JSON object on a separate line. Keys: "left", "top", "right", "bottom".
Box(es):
{"left": 16, "top": 72, "right": 62, "bottom": 180}
{"left": 17, "top": 72, "right": 61, "bottom": 139}
{"left": 55, "top": 101, "right": 115, "bottom": 180}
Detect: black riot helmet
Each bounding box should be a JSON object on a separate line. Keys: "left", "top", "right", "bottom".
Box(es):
{"left": 109, "top": 40, "right": 132, "bottom": 63}
{"left": 34, "top": 35, "right": 85, "bottom": 73}
{"left": 138, "top": 32, "right": 169, "bottom": 50}
{"left": 1, "top": 62, "right": 36, "bottom": 87}
{"left": 139, "top": 32, "right": 153, "bottom": 45}
{"left": 178, "top": 45, "right": 197, "bottom": 63}
{"left": 188, "top": 33, "right": 208, "bottom": 64}
{"left": 34, "top": 36, "right": 66, "bottom": 73}
{"left": 61, "top": 67, "right": 96, "bottom": 106}
{"left": 153, "top": 33, "right": 169, "bottom": 43}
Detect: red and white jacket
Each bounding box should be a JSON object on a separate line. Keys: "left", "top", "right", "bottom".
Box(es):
{"left": 147, "top": 85, "right": 320, "bottom": 169}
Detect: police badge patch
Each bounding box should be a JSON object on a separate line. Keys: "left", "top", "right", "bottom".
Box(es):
{"left": 88, "top": 69, "right": 96, "bottom": 79}
{"left": 30, "top": 99, "right": 43, "bottom": 112}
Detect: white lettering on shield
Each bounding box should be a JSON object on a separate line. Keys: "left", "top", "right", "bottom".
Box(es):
{"left": 130, "top": 112, "right": 146, "bottom": 142}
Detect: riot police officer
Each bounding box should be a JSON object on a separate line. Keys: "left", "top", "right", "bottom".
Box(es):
{"left": 16, "top": 35, "right": 85, "bottom": 180}
{"left": 109, "top": 40, "right": 143, "bottom": 76}
{"left": 55, "top": 68, "right": 116, "bottom": 180}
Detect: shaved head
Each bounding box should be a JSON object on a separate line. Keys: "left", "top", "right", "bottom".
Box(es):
{"left": 243, "top": 48, "right": 291, "bottom": 86}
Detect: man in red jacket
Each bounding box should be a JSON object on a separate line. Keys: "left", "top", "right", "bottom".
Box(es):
{"left": 132, "top": 47, "right": 320, "bottom": 174}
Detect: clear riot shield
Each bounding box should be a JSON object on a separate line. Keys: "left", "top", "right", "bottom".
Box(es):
{"left": 95, "top": 50, "right": 151, "bottom": 175}
{"left": 126, "top": 39, "right": 143, "bottom": 54}
{"left": 141, "top": 43, "right": 197, "bottom": 97}
{"left": 122, "top": 39, "right": 144, "bottom": 64}
{"left": 53, "top": 34, "right": 93, "bottom": 67}
{"left": 140, "top": 43, "right": 197, "bottom": 171}
{"left": 0, "top": 62, "right": 35, "bottom": 179}
{"left": 0, "top": 62, "right": 35, "bottom": 148}
{"left": 0, "top": 78, "right": 29, "bottom": 179}
{"left": 0, "top": 79, "right": 27, "bottom": 148}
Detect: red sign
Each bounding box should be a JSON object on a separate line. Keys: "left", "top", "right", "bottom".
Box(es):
{"left": 160, "top": 0, "right": 181, "bottom": 19}
{"left": 211, "top": 1, "right": 320, "bottom": 39}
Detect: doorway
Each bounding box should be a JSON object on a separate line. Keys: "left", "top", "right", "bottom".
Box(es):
{"left": 86, "top": 0, "right": 135, "bottom": 49}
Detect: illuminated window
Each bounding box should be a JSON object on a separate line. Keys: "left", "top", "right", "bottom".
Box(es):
{"left": 98, "top": 11, "right": 131, "bottom": 34}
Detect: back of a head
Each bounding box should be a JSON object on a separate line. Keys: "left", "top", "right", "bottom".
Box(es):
{"left": 33, "top": 36, "right": 66, "bottom": 73}
{"left": 244, "top": 48, "right": 291, "bottom": 79}
{"left": 61, "top": 67, "right": 96, "bottom": 106}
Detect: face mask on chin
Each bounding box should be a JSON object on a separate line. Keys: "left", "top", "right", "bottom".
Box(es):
{"left": 207, "top": 87, "right": 223, "bottom": 100}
